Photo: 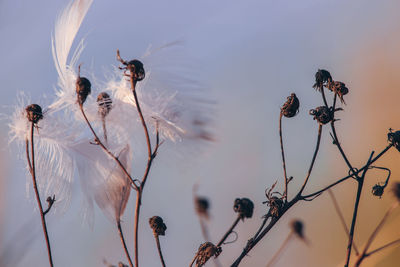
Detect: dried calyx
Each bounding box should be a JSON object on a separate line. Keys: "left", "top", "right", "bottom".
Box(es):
{"left": 233, "top": 198, "right": 254, "bottom": 220}
{"left": 281, "top": 93, "right": 300, "bottom": 118}
{"left": 313, "top": 69, "right": 332, "bottom": 90}
{"left": 328, "top": 81, "right": 349, "bottom": 104}
{"left": 195, "top": 242, "right": 221, "bottom": 267}
{"left": 25, "top": 104, "right": 43, "bottom": 123}
{"left": 195, "top": 196, "right": 210, "bottom": 219}
{"left": 372, "top": 184, "right": 385, "bottom": 198}
{"left": 127, "top": 59, "right": 145, "bottom": 82}
{"left": 149, "top": 216, "right": 167, "bottom": 236}
{"left": 97, "top": 92, "right": 113, "bottom": 117}
{"left": 388, "top": 129, "right": 400, "bottom": 151}
{"left": 76, "top": 75, "right": 91, "bottom": 105}
{"left": 309, "top": 106, "right": 334, "bottom": 125}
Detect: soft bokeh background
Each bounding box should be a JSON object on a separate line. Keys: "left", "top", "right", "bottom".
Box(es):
{"left": 1, "top": 0, "right": 400, "bottom": 266}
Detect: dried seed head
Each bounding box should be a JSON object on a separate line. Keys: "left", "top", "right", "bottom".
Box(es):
{"left": 281, "top": 93, "right": 300, "bottom": 118}
{"left": 387, "top": 129, "right": 400, "bottom": 151}
{"left": 392, "top": 182, "right": 400, "bottom": 202}
{"left": 290, "top": 219, "right": 304, "bottom": 239}
{"left": 372, "top": 184, "right": 385, "bottom": 198}
{"left": 328, "top": 81, "right": 349, "bottom": 104}
{"left": 127, "top": 59, "right": 145, "bottom": 82}
{"left": 233, "top": 198, "right": 254, "bottom": 220}
{"left": 195, "top": 197, "right": 210, "bottom": 219}
{"left": 25, "top": 104, "right": 43, "bottom": 123}
{"left": 309, "top": 106, "right": 334, "bottom": 125}
{"left": 76, "top": 76, "right": 91, "bottom": 105}
{"left": 313, "top": 69, "right": 332, "bottom": 90}
{"left": 195, "top": 242, "right": 221, "bottom": 267}
{"left": 149, "top": 216, "right": 167, "bottom": 236}
{"left": 268, "top": 196, "right": 284, "bottom": 218}
{"left": 97, "top": 92, "right": 113, "bottom": 117}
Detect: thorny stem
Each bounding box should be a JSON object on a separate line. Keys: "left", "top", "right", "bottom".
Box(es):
{"left": 217, "top": 216, "right": 241, "bottom": 247}
{"left": 266, "top": 231, "right": 294, "bottom": 267}
{"left": 279, "top": 113, "right": 289, "bottom": 202}
{"left": 78, "top": 104, "right": 139, "bottom": 191}
{"left": 354, "top": 202, "right": 399, "bottom": 267}
{"left": 344, "top": 152, "right": 374, "bottom": 267}
{"left": 298, "top": 124, "right": 323, "bottom": 195}
{"left": 328, "top": 189, "right": 359, "bottom": 255}
{"left": 27, "top": 123, "right": 54, "bottom": 267}
{"left": 154, "top": 234, "right": 166, "bottom": 267}
{"left": 117, "top": 220, "right": 133, "bottom": 267}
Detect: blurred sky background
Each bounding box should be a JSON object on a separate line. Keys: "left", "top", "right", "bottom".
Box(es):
{"left": 1, "top": 0, "right": 400, "bottom": 266}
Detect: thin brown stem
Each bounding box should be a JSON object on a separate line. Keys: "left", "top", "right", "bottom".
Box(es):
{"left": 217, "top": 216, "right": 241, "bottom": 247}
{"left": 133, "top": 191, "right": 141, "bottom": 267}
{"left": 78, "top": 104, "right": 139, "bottom": 191}
{"left": 320, "top": 86, "right": 329, "bottom": 107}
{"left": 102, "top": 117, "right": 108, "bottom": 144}
{"left": 298, "top": 124, "right": 323, "bottom": 195}
{"left": 117, "top": 220, "right": 133, "bottom": 267}
{"left": 279, "top": 113, "right": 289, "bottom": 202}
{"left": 344, "top": 152, "right": 374, "bottom": 267}
{"left": 365, "top": 238, "right": 400, "bottom": 257}
{"left": 266, "top": 231, "right": 293, "bottom": 267}
{"left": 354, "top": 202, "right": 399, "bottom": 267}
{"left": 27, "top": 123, "right": 54, "bottom": 267}
{"left": 328, "top": 189, "right": 359, "bottom": 255}
{"left": 331, "top": 121, "right": 357, "bottom": 176}
{"left": 154, "top": 234, "right": 166, "bottom": 267}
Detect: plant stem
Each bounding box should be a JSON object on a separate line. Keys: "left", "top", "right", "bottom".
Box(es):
{"left": 328, "top": 189, "right": 359, "bottom": 255}
{"left": 27, "top": 123, "right": 54, "bottom": 267}
{"left": 364, "top": 238, "right": 400, "bottom": 257}
{"left": 266, "top": 231, "right": 293, "bottom": 267}
{"left": 279, "top": 113, "right": 289, "bottom": 202}
{"left": 344, "top": 152, "right": 374, "bottom": 267}
{"left": 117, "top": 220, "right": 133, "bottom": 267}
{"left": 217, "top": 216, "right": 241, "bottom": 247}
{"left": 154, "top": 234, "right": 166, "bottom": 267}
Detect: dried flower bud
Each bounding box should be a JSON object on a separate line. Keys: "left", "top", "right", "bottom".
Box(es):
{"left": 149, "top": 216, "right": 167, "bottom": 236}
{"left": 195, "top": 197, "right": 210, "bottom": 219}
{"left": 233, "top": 198, "right": 254, "bottom": 219}
{"left": 25, "top": 104, "right": 43, "bottom": 123}
{"left": 309, "top": 106, "right": 334, "bottom": 125}
{"left": 127, "top": 59, "right": 145, "bottom": 82}
{"left": 328, "top": 81, "right": 349, "bottom": 104}
{"left": 290, "top": 219, "right": 304, "bottom": 239}
{"left": 388, "top": 129, "right": 400, "bottom": 152}
{"left": 313, "top": 69, "right": 332, "bottom": 90}
{"left": 281, "top": 93, "right": 300, "bottom": 118}
{"left": 76, "top": 76, "right": 91, "bottom": 105}
{"left": 392, "top": 182, "right": 400, "bottom": 202}
{"left": 195, "top": 242, "right": 221, "bottom": 267}
{"left": 97, "top": 92, "right": 113, "bottom": 117}
{"left": 372, "top": 184, "right": 385, "bottom": 198}
{"left": 268, "top": 196, "right": 284, "bottom": 218}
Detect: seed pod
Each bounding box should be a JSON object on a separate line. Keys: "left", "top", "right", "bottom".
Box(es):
{"left": 195, "top": 242, "right": 221, "bottom": 267}
{"left": 372, "top": 184, "right": 385, "bottom": 198}
{"left": 309, "top": 106, "right": 334, "bottom": 125}
{"left": 281, "top": 93, "right": 300, "bottom": 118}
{"left": 76, "top": 76, "right": 91, "bottom": 105}
{"left": 128, "top": 59, "right": 145, "bottom": 82}
{"left": 97, "top": 92, "right": 113, "bottom": 117}
{"left": 290, "top": 219, "right": 304, "bottom": 239}
{"left": 313, "top": 69, "right": 332, "bottom": 90}
{"left": 149, "top": 216, "right": 167, "bottom": 236}
{"left": 387, "top": 129, "right": 400, "bottom": 151}
{"left": 195, "top": 196, "right": 210, "bottom": 219}
{"left": 233, "top": 198, "right": 254, "bottom": 219}
{"left": 25, "top": 104, "right": 43, "bottom": 123}
{"left": 328, "top": 81, "right": 349, "bottom": 104}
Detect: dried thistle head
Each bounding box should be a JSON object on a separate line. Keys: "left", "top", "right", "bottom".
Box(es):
{"left": 392, "top": 182, "right": 400, "bottom": 202}
{"left": 290, "top": 219, "right": 304, "bottom": 239}
{"left": 233, "top": 198, "right": 254, "bottom": 220}
{"left": 328, "top": 81, "right": 349, "bottom": 104}
{"left": 195, "top": 196, "right": 210, "bottom": 219}
{"left": 309, "top": 106, "right": 334, "bottom": 125}
{"left": 195, "top": 242, "right": 221, "bottom": 267}
{"left": 281, "top": 93, "right": 300, "bottom": 118}
{"left": 387, "top": 129, "right": 400, "bottom": 151}
{"left": 76, "top": 76, "right": 91, "bottom": 105}
{"left": 97, "top": 92, "right": 113, "bottom": 117}
{"left": 313, "top": 69, "right": 332, "bottom": 90}
{"left": 149, "top": 216, "right": 167, "bottom": 236}
{"left": 372, "top": 184, "right": 385, "bottom": 198}
{"left": 25, "top": 104, "right": 43, "bottom": 124}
